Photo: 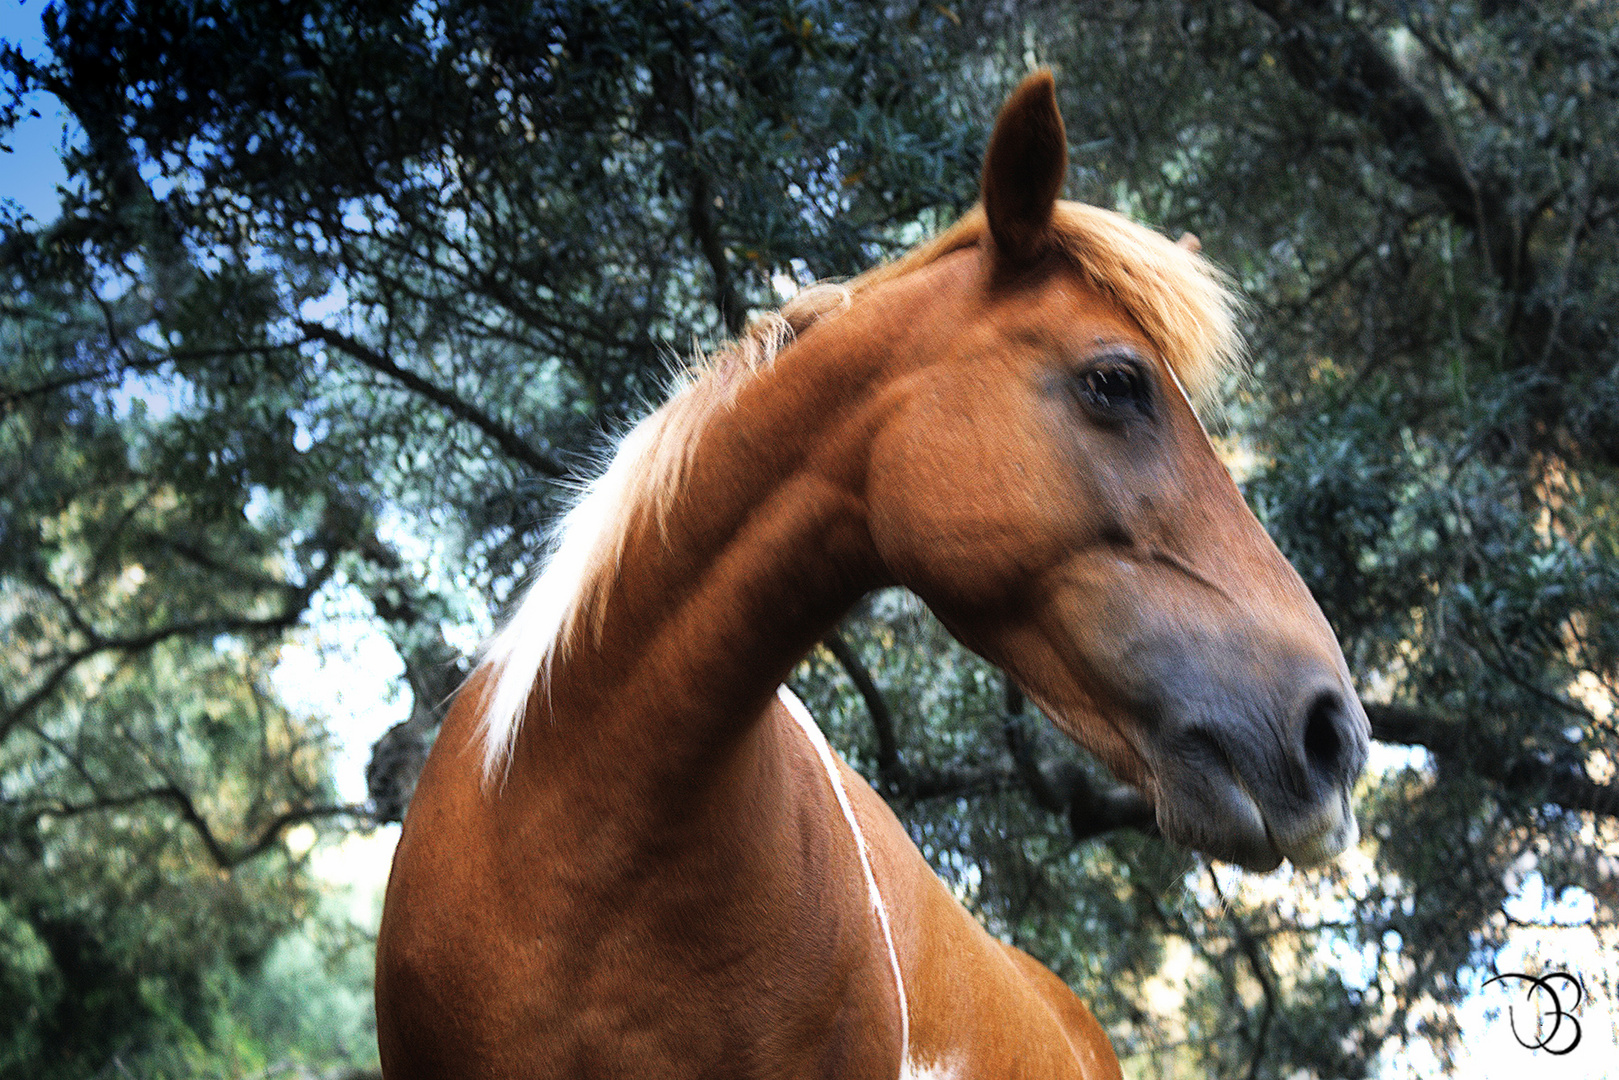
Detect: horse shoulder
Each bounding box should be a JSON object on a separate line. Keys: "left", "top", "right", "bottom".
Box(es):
{"left": 377, "top": 677, "right": 578, "bottom": 1077}
{"left": 835, "top": 757, "right": 1122, "bottom": 1079}
{"left": 992, "top": 941, "right": 1123, "bottom": 1080}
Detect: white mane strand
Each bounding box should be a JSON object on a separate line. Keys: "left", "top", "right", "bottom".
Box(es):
{"left": 473, "top": 415, "right": 664, "bottom": 783}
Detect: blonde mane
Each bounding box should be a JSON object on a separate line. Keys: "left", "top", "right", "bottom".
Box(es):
{"left": 473, "top": 201, "right": 1244, "bottom": 782}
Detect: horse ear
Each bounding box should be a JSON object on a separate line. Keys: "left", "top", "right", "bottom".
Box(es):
{"left": 981, "top": 70, "right": 1067, "bottom": 265}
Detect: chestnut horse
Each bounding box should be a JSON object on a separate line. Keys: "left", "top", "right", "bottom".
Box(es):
{"left": 376, "top": 72, "right": 1368, "bottom": 1079}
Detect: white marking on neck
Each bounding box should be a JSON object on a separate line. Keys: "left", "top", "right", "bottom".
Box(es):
{"left": 899, "top": 1055, "right": 961, "bottom": 1080}
{"left": 777, "top": 686, "right": 911, "bottom": 1075}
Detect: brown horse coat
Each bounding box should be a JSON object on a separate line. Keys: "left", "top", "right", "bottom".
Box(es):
{"left": 376, "top": 72, "right": 1367, "bottom": 1079}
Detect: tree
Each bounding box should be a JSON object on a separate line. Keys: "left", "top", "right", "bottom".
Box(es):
{"left": 3, "top": 1, "right": 1616, "bottom": 1077}
{"left": 2, "top": 1, "right": 987, "bottom": 1072}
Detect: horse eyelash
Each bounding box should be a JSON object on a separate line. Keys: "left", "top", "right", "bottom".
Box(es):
{"left": 1071, "top": 357, "right": 1155, "bottom": 419}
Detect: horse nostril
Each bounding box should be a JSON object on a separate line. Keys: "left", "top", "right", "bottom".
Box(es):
{"left": 1302, "top": 690, "right": 1348, "bottom": 782}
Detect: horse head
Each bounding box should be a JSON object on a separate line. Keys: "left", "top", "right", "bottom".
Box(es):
{"left": 863, "top": 73, "right": 1367, "bottom": 871}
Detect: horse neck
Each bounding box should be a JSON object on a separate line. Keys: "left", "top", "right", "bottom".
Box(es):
{"left": 514, "top": 312, "right": 899, "bottom": 792}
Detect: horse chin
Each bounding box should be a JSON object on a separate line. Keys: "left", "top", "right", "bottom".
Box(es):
{"left": 1267, "top": 788, "right": 1360, "bottom": 869}
{"left": 1016, "top": 684, "right": 1362, "bottom": 872}
{"left": 1153, "top": 771, "right": 1284, "bottom": 872}
{"left": 1031, "top": 699, "right": 1279, "bottom": 871}
{"left": 1155, "top": 770, "right": 1359, "bottom": 872}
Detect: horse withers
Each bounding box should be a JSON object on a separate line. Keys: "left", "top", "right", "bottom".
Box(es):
{"left": 376, "top": 71, "right": 1369, "bottom": 1079}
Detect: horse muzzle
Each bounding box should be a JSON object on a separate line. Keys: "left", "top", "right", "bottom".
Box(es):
{"left": 1143, "top": 670, "right": 1370, "bottom": 872}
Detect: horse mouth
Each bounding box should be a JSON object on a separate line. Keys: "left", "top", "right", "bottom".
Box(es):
{"left": 1265, "top": 786, "right": 1359, "bottom": 868}
{"left": 1151, "top": 745, "right": 1360, "bottom": 872}
{"left": 1024, "top": 685, "right": 1365, "bottom": 871}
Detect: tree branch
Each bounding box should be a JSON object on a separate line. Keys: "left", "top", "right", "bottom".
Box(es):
{"left": 1402, "top": 19, "right": 1502, "bottom": 121}
{"left": 0, "top": 606, "right": 320, "bottom": 749}
{"left": 823, "top": 630, "right": 909, "bottom": 792}
{"left": 1059, "top": 766, "right": 1159, "bottom": 842}
{"left": 296, "top": 320, "right": 567, "bottom": 478}
{"left": 821, "top": 636, "right": 1156, "bottom": 838}
{"left": 644, "top": 29, "right": 747, "bottom": 338}
{"left": 686, "top": 167, "right": 747, "bottom": 337}
{"left": 354, "top": 530, "right": 472, "bottom": 823}
{"left": 1241, "top": 1, "right": 1619, "bottom": 471}
{"left": 1245, "top": 0, "right": 1522, "bottom": 290}
{"left": 1368, "top": 703, "right": 1619, "bottom": 819}
{"left": 19, "top": 787, "right": 371, "bottom": 870}
{"left": 1207, "top": 868, "right": 1284, "bottom": 1080}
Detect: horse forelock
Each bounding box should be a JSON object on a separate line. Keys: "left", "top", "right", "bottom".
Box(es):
{"left": 864, "top": 202, "right": 1245, "bottom": 407}
{"left": 473, "top": 204, "right": 1244, "bottom": 785}
{"left": 1050, "top": 201, "right": 1246, "bottom": 408}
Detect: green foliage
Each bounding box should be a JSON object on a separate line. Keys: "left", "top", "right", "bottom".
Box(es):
{"left": 4, "top": 1, "right": 1619, "bottom": 1077}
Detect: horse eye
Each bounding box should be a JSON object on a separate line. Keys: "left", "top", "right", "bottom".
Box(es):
{"left": 1079, "top": 364, "right": 1150, "bottom": 414}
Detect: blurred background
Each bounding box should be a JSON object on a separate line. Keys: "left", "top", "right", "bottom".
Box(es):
{"left": 3, "top": 2, "right": 1617, "bottom": 1076}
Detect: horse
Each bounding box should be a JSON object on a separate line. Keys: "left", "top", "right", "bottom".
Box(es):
{"left": 375, "top": 71, "right": 1369, "bottom": 1079}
